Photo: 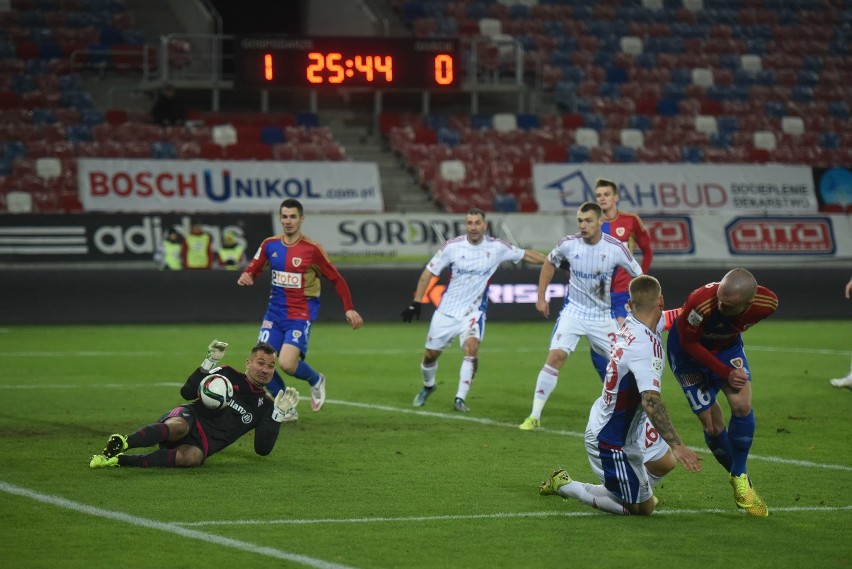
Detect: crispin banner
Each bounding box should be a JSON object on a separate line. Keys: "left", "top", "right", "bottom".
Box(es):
{"left": 533, "top": 163, "right": 818, "bottom": 214}
{"left": 77, "top": 158, "right": 383, "bottom": 213}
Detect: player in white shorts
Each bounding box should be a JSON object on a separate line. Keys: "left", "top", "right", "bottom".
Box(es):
{"left": 519, "top": 201, "right": 642, "bottom": 431}
{"left": 402, "top": 208, "right": 545, "bottom": 412}
{"left": 539, "top": 275, "right": 702, "bottom": 515}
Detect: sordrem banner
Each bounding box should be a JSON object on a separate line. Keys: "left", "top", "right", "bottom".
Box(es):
{"left": 77, "top": 159, "right": 383, "bottom": 213}
{"left": 533, "top": 163, "right": 818, "bottom": 214}
{"left": 296, "top": 212, "right": 852, "bottom": 265}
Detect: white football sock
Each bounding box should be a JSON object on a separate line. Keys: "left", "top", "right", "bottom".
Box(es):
{"left": 559, "top": 481, "right": 628, "bottom": 515}
{"left": 421, "top": 362, "right": 437, "bottom": 387}
{"left": 455, "top": 356, "right": 475, "bottom": 400}
{"left": 530, "top": 365, "right": 559, "bottom": 420}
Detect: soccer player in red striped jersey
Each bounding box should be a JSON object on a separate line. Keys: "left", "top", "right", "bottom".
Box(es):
{"left": 667, "top": 268, "right": 778, "bottom": 516}
{"left": 238, "top": 199, "right": 364, "bottom": 416}
{"left": 589, "top": 178, "right": 653, "bottom": 380}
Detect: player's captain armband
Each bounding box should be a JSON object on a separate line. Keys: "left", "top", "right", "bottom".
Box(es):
{"left": 687, "top": 309, "right": 703, "bottom": 326}
{"left": 271, "top": 270, "right": 303, "bottom": 288}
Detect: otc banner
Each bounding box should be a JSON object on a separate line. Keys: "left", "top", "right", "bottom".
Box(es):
{"left": 78, "top": 159, "right": 383, "bottom": 213}
{"left": 533, "top": 163, "right": 818, "bottom": 214}
{"left": 297, "top": 212, "right": 852, "bottom": 265}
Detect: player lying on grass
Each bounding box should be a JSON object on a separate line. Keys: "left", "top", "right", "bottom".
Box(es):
{"left": 89, "top": 340, "right": 299, "bottom": 469}
{"left": 539, "top": 276, "right": 702, "bottom": 515}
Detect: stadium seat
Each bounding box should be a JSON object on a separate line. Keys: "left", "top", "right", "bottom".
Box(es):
{"left": 35, "top": 157, "right": 61, "bottom": 179}
{"left": 6, "top": 191, "right": 33, "bottom": 213}
{"left": 492, "top": 113, "right": 517, "bottom": 132}
{"left": 781, "top": 116, "right": 805, "bottom": 136}
{"left": 574, "top": 127, "right": 600, "bottom": 148}
{"left": 753, "top": 130, "right": 777, "bottom": 151}
{"left": 211, "top": 124, "right": 237, "bottom": 146}
{"left": 694, "top": 115, "right": 719, "bottom": 135}
{"left": 620, "top": 36, "right": 643, "bottom": 55}
{"left": 439, "top": 159, "right": 466, "bottom": 181}
{"left": 740, "top": 54, "right": 762, "bottom": 73}
{"left": 691, "top": 68, "right": 714, "bottom": 88}
{"left": 619, "top": 128, "right": 645, "bottom": 149}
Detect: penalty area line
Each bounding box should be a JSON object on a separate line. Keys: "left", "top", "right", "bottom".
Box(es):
{"left": 0, "top": 481, "right": 360, "bottom": 569}
{"left": 174, "top": 504, "right": 852, "bottom": 527}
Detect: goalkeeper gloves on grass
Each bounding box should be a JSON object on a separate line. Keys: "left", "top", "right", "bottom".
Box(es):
{"left": 201, "top": 339, "right": 228, "bottom": 371}
{"left": 272, "top": 387, "right": 300, "bottom": 423}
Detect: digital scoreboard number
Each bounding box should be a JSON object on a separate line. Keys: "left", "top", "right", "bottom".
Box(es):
{"left": 236, "top": 37, "right": 461, "bottom": 89}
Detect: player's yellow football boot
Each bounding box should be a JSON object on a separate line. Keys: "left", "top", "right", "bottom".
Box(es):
{"left": 539, "top": 468, "right": 572, "bottom": 496}
{"left": 102, "top": 434, "right": 128, "bottom": 458}
{"left": 730, "top": 473, "right": 769, "bottom": 517}
{"left": 89, "top": 454, "right": 119, "bottom": 468}
{"left": 518, "top": 416, "right": 540, "bottom": 431}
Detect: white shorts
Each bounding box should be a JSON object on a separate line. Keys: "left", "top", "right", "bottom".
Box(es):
{"left": 584, "top": 428, "right": 653, "bottom": 505}
{"left": 550, "top": 313, "right": 616, "bottom": 356}
{"left": 641, "top": 416, "right": 671, "bottom": 463}
{"left": 425, "top": 309, "right": 485, "bottom": 351}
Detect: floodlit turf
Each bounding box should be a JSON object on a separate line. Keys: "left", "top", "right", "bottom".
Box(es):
{"left": 1, "top": 321, "right": 850, "bottom": 569}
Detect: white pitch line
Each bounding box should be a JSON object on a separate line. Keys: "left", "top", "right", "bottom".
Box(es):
{"left": 171, "top": 506, "right": 852, "bottom": 527}
{"left": 0, "top": 481, "right": 360, "bottom": 569}
{"left": 0, "top": 345, "right": 849, "bottom": 357}
{"left": 174, "top": 504, "right": 852, "bottom": 527}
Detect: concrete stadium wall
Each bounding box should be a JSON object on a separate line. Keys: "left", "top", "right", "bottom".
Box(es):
{"left": 2, "top": 267, "right": 850, "bottom": 325}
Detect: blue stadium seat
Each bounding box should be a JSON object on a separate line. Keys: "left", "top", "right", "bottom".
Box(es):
{"left": 568, "top": 144, "right": 590, "bottom": 163}
{"left": 437, "top": 127, "right": 461, "bottom": 147}
{"left": 682, "top": 146, "right": 705, "bottom": 163}
{"left": 516, "top": 114, "right": 539, "bottom": 130}
{"left": 296, "top": 112, "right": 319, "bottom": 127}
{"left": 151, "top": 141, "right": 176, "bottom": 159}
{"left": 260, "top": 126, "right": 285, "bottom": 145}
{"left": 613, "top": 145, "right": 636, "bottom": 163}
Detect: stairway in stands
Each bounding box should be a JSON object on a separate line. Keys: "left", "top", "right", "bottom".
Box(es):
{"left": 323, "top": 110, "right": 439, "bottom": 214}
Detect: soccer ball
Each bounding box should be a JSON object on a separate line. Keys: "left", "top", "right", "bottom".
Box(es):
{"left": 199, "top": 374, "right": 233, "bottom": 410}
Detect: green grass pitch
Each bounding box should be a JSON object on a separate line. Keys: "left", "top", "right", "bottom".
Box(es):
{"left": 1, "top": 320, "right": 850, "bottom": 569}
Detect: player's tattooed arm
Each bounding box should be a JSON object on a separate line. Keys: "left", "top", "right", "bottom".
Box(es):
{"left": 641, "top": 391, "right": 682, "bottom": 447}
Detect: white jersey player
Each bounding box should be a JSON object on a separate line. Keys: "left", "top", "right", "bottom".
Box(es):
{"left": 538, "top": 275, "right": 701, "bottom": 515}
{"left": 519, "top": 201, "right": 642, "bottom": 431}
{"left": 402, "top": 208, "right": 546, "bottom": 413}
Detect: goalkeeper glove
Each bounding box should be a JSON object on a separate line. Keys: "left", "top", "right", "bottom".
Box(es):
{"left": 401, "top": 301, "right": 422, "bottom": 322}
{"left": 272, "top": 387, "right": 300, "bottom": 423}
{"left": 201, "top": 339, "right": 228, "bottom": 371}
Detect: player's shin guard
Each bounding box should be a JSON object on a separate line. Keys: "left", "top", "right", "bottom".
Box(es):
{"left": 293, "top": 360, "right": 321, "bottom": 385}
{"left": 590, "top": 349, "right": 608, "bottom": 382}
{"left": 728, "top": 410, "right": 755, "bottom": 477}
{"left": 118, "top": 449, "right": 178, "bottom": 468}
{"left": 704, "top": 428, "right": 734, "bottom": 472}
{"left": 127, "top": 423, "right": 170, "bottom": 449}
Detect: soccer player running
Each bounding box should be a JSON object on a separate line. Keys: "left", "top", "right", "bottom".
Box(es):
{"left": 238, "top": 199, "right": 364, "bottom": 416}
{"left": 539, "top": 275, "right": 702, "bottom": 515}
{"left": 519, "top": 201, "right": 642, "bottom": 430}
{"left": 89, "top": 341, "right": 300, "bottom": 469}
{"left": 667, "top": 268, "right": 777, "bottom": 516}
{"left": 402, "top": 207, "right": 546, "bottom": 412}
